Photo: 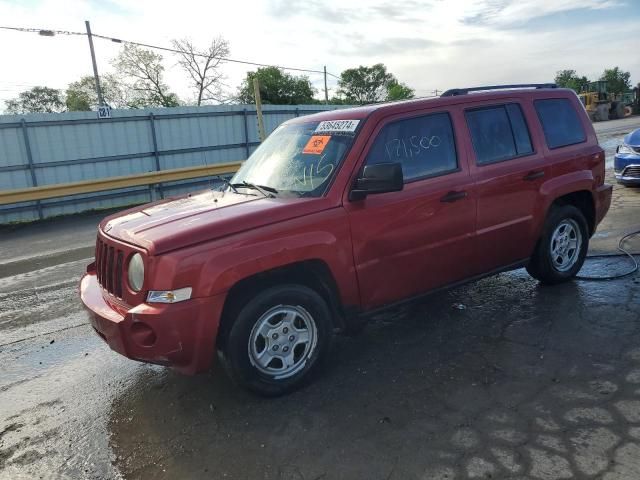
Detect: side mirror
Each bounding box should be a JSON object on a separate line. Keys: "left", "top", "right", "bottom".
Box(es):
{"left": 349, "top": 162, "right": 403, "bottom": 201}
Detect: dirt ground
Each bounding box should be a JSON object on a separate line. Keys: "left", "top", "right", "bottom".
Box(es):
{"left": 0, "top": 118, "right": 639, "bottom": 480}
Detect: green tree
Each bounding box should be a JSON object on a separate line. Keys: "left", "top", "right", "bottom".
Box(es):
{"left": 337, "top": 64, "right": 413, "bottom": 104}
{"left": 386, "top": 79, "right": 415, "bottom": 101}
{"left": 237, "top": 67, "right": 317, "bottom": 104}
{"left": 327, "top": 96, "right": 349, "bottom": 105}
{"left": 65, "top": 75, "right": 128, "bottom": 111}
{"left": 112, "top": 44, "right": 180, "bottom": 108}
{"left": 5, "top": 86, "right": 65, "bottom": 114}
{"left": 599, "top": 67, "right": 631, "bottom": 95}
{"left": 554, "top": 70, "right": 590, "bottom": 93}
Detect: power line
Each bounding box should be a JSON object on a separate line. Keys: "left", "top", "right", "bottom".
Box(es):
{"left": 0, "top": 25, "right": 84, "bottom": 36}
{"left": 93, "top": 33, "right": 341, "bottom": 78}
{"left": 0, "top": 24, "right": 341, "bottom": 79}
{"left": 0, "top": 82, "right": 49, "bottom": 87}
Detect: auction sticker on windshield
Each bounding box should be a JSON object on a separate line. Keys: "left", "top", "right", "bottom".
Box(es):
{"left": 303, "top": 135, "right": 331, "bottom": 155}
{"left": 314, "top": 120, "right": 360, "bottom": 134}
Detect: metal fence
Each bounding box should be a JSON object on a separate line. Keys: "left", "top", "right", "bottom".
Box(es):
{"left": 0, "top": 104, "right": 347, "bottom": 224}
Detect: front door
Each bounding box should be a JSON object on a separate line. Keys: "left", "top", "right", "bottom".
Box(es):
{"left": 344, "top": 109, "right": 476, "bottom": 310}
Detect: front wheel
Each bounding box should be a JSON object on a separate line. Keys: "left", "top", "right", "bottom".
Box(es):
{"left": 220, "top": 284, "right": 332, "bottom": 396}
{"left": 526, "top": 205, "right": 589, "bottom": 284}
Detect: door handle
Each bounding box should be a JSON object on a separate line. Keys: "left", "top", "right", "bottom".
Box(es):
{"left": 440, "top": 190, "right": 467, "bottom": 203}
{"left": 523, "top": 170, "right": 545, "bottom": 181}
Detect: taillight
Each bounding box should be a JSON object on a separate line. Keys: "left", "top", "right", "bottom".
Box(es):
{"left": 594, "top": 151, "right": 605, "bottom": 186}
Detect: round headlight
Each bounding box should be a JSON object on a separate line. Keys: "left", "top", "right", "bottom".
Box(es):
{"left": 127, "top": 253, "right": 145, "bottom": 292}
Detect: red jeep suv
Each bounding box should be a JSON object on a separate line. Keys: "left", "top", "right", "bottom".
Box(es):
{"left": 80, "top": 84, "right": 612, "bottom": 395}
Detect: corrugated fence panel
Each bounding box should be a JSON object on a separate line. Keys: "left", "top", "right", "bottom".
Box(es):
{"left": 0, "top": 104, "right": 350, "bottom": 224}
{"left": 1, "top": 170, "right": 32, "bottom": 191}
{"left": 0, "top": 126, "right": 25, "bottom": 170}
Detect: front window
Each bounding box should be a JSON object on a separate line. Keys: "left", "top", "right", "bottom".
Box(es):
{"left": 230, "top": 120, "right": 359, "bottom": 197}
{"left": 364, "top": 112, "right": 457, "bottom": 181}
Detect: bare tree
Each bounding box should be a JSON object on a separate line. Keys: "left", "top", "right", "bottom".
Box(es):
{"left": 112, "top": 44, "right": 179, "bottom": 108}
{"left": 171, "top": 37, "right": 230, "bottom": 105}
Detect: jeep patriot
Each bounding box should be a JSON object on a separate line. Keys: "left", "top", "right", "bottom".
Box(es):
{"left": 80, "top": 84, "right": 612, "bottom": 395}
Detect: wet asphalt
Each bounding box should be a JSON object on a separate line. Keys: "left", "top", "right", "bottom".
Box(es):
{"left": 1, "top": 118, "right": 640, "bottom": 480}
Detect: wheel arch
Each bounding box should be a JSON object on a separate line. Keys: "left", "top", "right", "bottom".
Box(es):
{"left": 549, "top": 190, "right": 596, "bottom": 236}
{"left": 539, "top": 170, "right": 597, "bottom": 237}
{"left": 216, "top": 259, "right": 346, "bottom": 350}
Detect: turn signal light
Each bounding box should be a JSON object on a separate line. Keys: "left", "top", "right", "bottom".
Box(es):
{"left": 147, "top": 287, "right": 192, "bottom": 304}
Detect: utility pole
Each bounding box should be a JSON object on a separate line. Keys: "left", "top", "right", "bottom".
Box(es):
{"left": 324, "top": 66, "right": 329, "bottom": 105}
{"left": 253, "top": 77, "right": 266, "bottom": 142}
{"left": 85, "top": 20, "right": 104, "bottom": 106}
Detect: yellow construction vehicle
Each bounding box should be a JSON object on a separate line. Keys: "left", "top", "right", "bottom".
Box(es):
{"left": 578, "top": 81, "right": 627, "bottom": 121}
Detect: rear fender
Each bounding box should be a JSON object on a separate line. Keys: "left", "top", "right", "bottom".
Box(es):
{"left": 536, "top": 170, "right": 595, "bottom": 234}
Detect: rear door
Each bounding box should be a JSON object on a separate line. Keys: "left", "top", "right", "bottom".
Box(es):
{"left": 464, "top": 100, "right": 547, "bottom": 273}
{"left": 344, "top": 108, "right": 476, "bottom": 310}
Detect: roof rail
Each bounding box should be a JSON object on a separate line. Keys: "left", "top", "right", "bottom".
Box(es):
{"left": 441, "top": 83, "right": 557, "bottom": 97}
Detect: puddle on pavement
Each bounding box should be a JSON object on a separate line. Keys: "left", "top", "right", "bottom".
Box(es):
{"left": 103, "top": 260, "right": 640, "bottom": 480}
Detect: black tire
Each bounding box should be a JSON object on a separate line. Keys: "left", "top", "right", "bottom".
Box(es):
{"left": 219, "top": 284, "right": 332, "bottom": 396}
{"left": 526, "top": 204, "right": 589, "bottom": 285}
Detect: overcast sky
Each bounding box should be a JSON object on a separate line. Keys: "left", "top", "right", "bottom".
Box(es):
{"left": 0, "top": 0, "right": 638, "bottom": 111}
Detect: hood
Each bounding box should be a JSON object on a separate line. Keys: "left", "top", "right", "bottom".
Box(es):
{"left": 100, "top": 190, "right": 332, "bottom": 255}
{"left": 624, "top": 128, "right": 640, "bottom": 147}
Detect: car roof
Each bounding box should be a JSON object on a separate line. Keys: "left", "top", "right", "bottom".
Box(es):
{"left": 288, "top": 87, "right": 576, "bottom": 124}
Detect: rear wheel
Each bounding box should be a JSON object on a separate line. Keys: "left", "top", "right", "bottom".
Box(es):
{"left": 526, "top": 205, "right": 588, "bottom": 284}
{"left": 220, "top": 284, "right": 332, "bottom": 396}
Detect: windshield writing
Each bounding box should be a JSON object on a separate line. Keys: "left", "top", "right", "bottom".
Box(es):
{"left": 230, "top": 121, "right": 357, "bottom": 197}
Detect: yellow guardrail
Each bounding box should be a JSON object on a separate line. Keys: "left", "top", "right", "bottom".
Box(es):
{"left": 0, "top": 161, "right": 243, "bottom": 205}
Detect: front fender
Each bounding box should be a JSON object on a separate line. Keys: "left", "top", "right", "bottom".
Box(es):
{"left": 161, "top": 208, "right": 359, "bottom": 308}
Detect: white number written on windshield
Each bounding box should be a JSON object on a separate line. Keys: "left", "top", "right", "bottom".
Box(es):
{"left": 294, "top": 155, "right": 335, "bottom": 189}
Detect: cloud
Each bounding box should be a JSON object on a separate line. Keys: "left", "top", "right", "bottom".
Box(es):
{"left": 267, "top": 0, "right": 364, "bottom": 23}
{"left": 0, "top": 0, "right": 636, "bottom": 111}
{"left": 462, "top": 0, "right": 623, "bottom": 26}
{"left": 369, "top": 1, "right": 439, "bottom": 23}
{"left": 266, "top": 0, "right": 439, "bottom": 24}
{"left": 333, "top": 34, "right": 440, "bottom": 57}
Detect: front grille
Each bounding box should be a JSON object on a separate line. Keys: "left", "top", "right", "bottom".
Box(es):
{"left": 95, "top": 238, "right": 124, "bottom": 298}
{"left": 622, "top": 165, "right": 640, "bottom": 179}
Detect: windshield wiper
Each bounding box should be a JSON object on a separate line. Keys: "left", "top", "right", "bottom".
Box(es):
{"left": 230, "top": 181, "right": 278, "bottom": 198}
{"left": 214, "top": 175, "right": 239, "bottom": 194}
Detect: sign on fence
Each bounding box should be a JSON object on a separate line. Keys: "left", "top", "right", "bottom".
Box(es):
{"left": 97, "top": 106, "right": 112, "bottom": 119}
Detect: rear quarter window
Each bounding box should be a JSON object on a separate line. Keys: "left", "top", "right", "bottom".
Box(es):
{"left": 534, "top": 98, "right": 586, "bottom": 149}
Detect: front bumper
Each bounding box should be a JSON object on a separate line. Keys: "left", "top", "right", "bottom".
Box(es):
{"left": 614, "top": 155, "right": 640, "bottom": 185}
{"left": 615, "top": 175, "right": 640, "bottom": 186}
{"left": 80, "top": 271, "right": 226, "bottom": 375}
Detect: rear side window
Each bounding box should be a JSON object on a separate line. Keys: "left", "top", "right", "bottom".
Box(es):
{"left": 365, "top": 112, "right": 458, "bottom": 181}
{"left": 465, "top": 104, "right": 533, "bottom": 165}
{"left": 534, "top": 98, "right": 586, "bottom": 149}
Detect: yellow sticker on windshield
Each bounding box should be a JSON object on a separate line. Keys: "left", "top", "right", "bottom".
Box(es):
{"left": 303, "top": 135, "right": 331, "bottom": 155}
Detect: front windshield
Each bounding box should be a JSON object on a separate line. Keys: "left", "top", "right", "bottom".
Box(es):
{"left": 230, "top": 120, "right": 360, "bottom": 197}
